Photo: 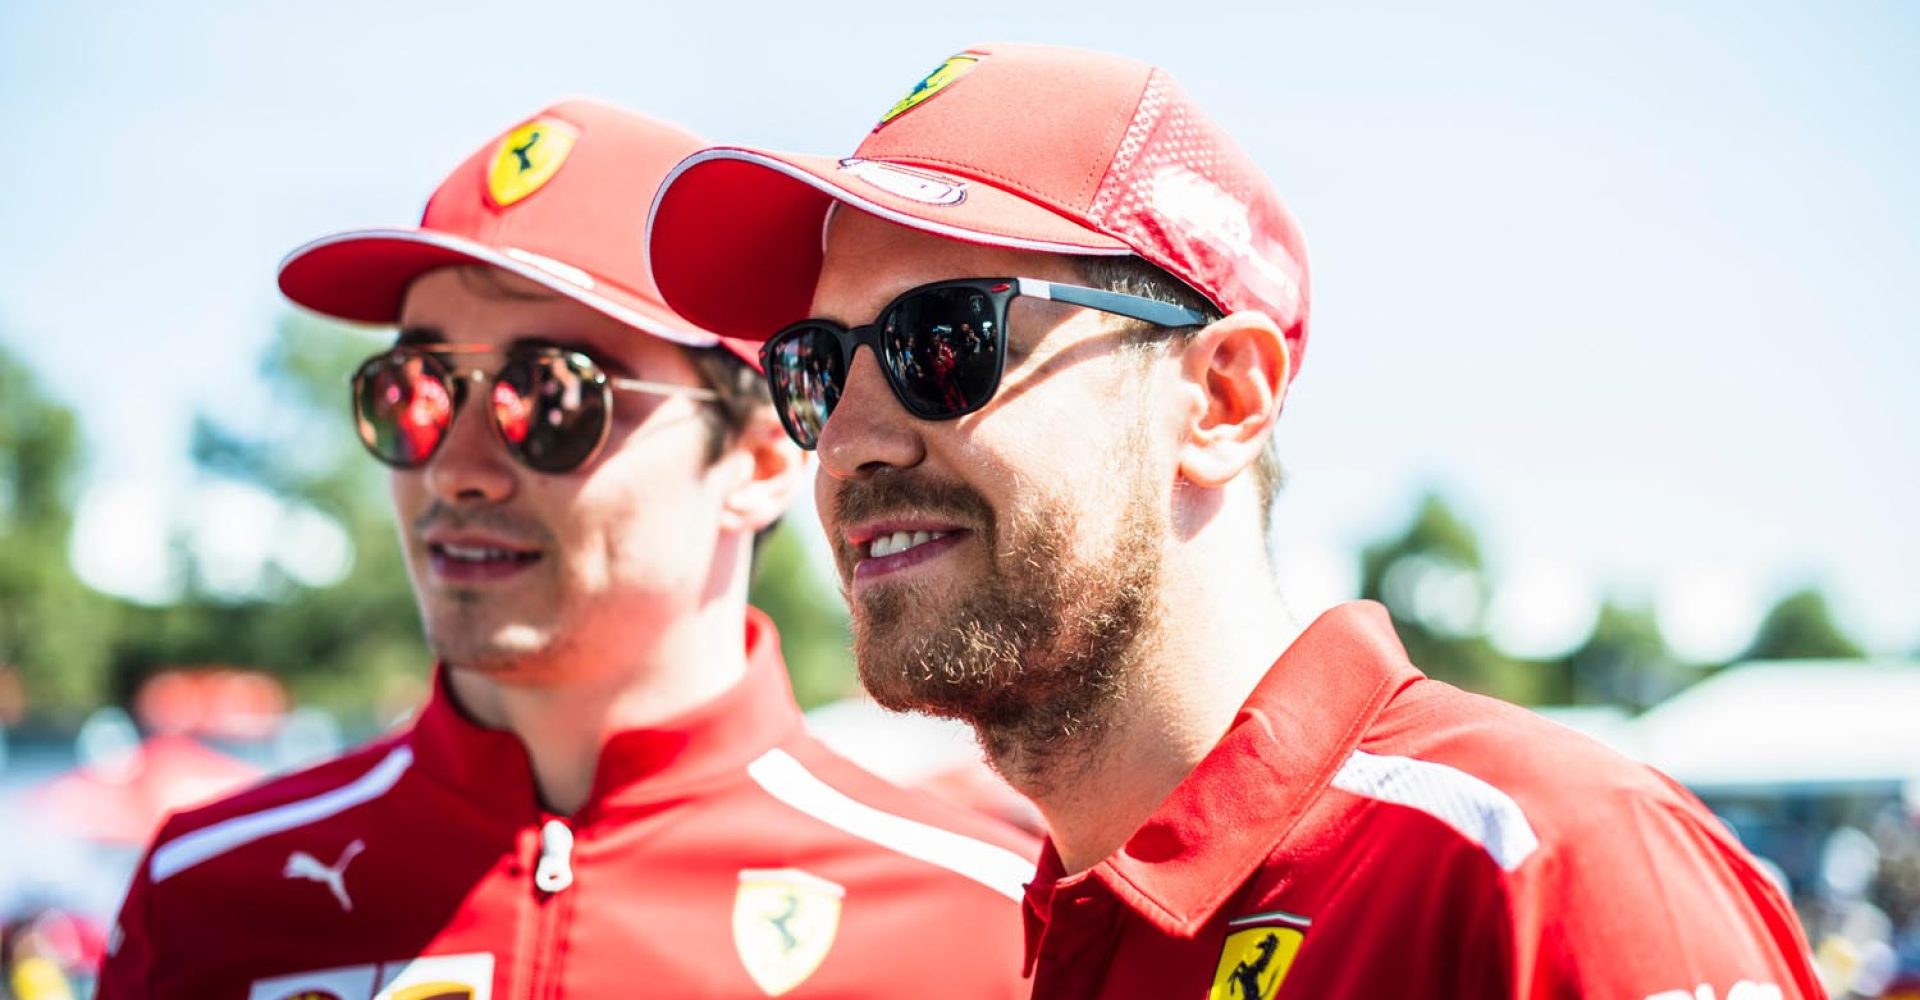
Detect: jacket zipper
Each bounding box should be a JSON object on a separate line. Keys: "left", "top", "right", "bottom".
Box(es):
{"left": 525, "top": 816, "right": 576, "bottom": 999}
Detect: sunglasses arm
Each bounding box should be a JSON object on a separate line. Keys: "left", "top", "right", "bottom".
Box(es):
{"left": 1015, "top": 277, "right": 1211, "bottom": 329}
{"left": 607, "top": 377, "right": 720, "bottom": 403}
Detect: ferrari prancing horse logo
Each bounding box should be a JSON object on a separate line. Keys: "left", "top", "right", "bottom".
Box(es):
{"left": 1208, "top": 913, "right": 1307, "bottom": 1000}
{"left": 732, "top": 868, "right": 844, "bottom": 996}
{"left": 877, "top": 53, "right": 979, "bottom": 128}
{"left": 486, "top": 119, "right": 578, "bottom": 208}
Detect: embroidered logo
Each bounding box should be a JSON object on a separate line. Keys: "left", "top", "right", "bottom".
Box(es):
{"left": 1208, "top": 911, "right": 1309, "bottom": 1000}
{"left": 877, "top": 53, "right": 979, "bottom": 128}
{"left": 486, "top": 119, "right": 579, "bottom": 207}
{"left": 836, "top": 158, "right": 967, "bottom": 206}
{"left": 283, "top": 838, "right": 365, "bottom": 912}
{"left": 732, "top": 868, "right": 844, "bottom": 996}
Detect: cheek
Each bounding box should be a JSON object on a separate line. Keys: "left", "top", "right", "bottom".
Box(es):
{"left": 968, "top": 385, "right": 1165, "bottom": 549}
{"left": 388, "top": 474, "right": 429, "bottom": 552}
{"left": 965, "top": 375, "right": 1140, "bottom": 496}
{"left": 561, "top": 434, "right": 719, "bottom": 585}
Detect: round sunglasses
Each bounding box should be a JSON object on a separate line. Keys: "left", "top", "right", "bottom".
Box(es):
{"left": 760, "top": 277, "right": 1208, "bottom": 450}
{"left": 350, "top": 344, "right": 718, "bottom": 473}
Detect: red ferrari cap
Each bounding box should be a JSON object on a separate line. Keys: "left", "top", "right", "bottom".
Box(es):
{"left": 647, "top": 43, "right": 1310, "bottom": 378}
{"left": 280, "top": 98, "right": 757, "bottom": 363}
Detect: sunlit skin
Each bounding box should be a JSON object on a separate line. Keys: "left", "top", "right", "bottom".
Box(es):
{"left": 390, "top": 267, "right": 799, "bottom": 813}
{"left": 809, "top": 209, "right": 1296, "bottom": 873}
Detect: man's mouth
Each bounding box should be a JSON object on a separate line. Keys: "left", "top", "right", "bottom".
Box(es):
{"left": 426, "top": 538, "right": 542, "bottom": 582}
{"left": 866, "top": 530, "right": 952, "bottom": 559}
{"left": 848, "top": 524, "right": 969, "bottom": 584}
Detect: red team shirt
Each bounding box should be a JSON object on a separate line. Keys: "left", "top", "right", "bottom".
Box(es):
{"left": 1021, "top": 602, "right": 1823, "bottom": 1000}
{"left": 98, "top": 610, "right": 1037, "bottom": 999}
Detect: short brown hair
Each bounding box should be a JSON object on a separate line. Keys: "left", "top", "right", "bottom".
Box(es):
{"left": 1073, "top": 256, "right": 1286, "bottom": 525}
{"left": 683, "top": 344, "right": 769, "bottom": 463}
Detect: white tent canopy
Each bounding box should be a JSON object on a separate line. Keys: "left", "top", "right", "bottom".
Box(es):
{"left": 1628, "top": 660, "right": 1920, "bottom": 792}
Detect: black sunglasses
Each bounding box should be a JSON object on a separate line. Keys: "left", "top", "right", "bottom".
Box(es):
{"left": 760, "top": 277, "right": 1209, "bottom": 450}
{"left": 350, "top": 344, "right": 717, "bottom": 473}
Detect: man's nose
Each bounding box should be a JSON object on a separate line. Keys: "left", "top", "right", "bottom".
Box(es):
{"left": 816, "top": 349, "right": 926, "bottom": 482}
{"left": 423, "top": 381, "right": 517, "bottom": 503}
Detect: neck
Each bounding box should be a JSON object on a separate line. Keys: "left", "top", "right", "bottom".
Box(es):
{"left": 445, "top": 597, "right": 750, "bottom": 816}
{"left": 1003, "top": 527, "right": 1291, "bottom": 875}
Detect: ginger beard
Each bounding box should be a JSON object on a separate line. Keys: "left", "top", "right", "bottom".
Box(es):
{"left": 831, "top": 431, "right": 1166, "bottom": 789}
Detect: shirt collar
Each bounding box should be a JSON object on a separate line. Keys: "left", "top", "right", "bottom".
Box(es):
{"left": 1024, "top": 601, "right": 1421, "bottom": 953}
{"left": 405, "top": 606, "right": 802, "bottom": 817}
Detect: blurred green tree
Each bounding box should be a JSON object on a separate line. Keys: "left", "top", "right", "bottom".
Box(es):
{"left": 748, "top": 523, "right": 854, "bottom": 708}
{"left": 1562, "top": 599, "right": 1690, "bottom": 711}
{"left": 0, "top": 342, "right": 115, "bottom": 716}
{"left": 1358, "top": 493, "right": 1546, "bottom": 703}
{"left": 1740, "top": 587, "right": 1864, "bottom": 661}
{"left": 101, "top": 313, "right": 426, "bottom": 722}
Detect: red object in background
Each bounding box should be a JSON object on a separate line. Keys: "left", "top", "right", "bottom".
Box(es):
{"left": 29, "top": 735, "right": 262, "bottom": 846}
{"left": 1, "top": 907, "right": 110, "bottom": 992}
{"left": 135, "top": 669, "right": 287, "bottom": 741}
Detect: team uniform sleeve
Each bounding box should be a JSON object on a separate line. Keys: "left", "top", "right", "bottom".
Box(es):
{"left": 1503, "top": 783, "right": 1824, "bottom": 1000}
{"left": 94, "top": 846, "right": 157, "bottom": 999}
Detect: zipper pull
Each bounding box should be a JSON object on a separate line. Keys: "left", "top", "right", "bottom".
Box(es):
{"left": 534, "top": 818, "right": 575, "bottom": 893}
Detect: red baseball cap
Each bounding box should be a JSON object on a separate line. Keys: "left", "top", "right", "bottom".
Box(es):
{"left": 646, "top": 43, "right": 1310, "bottom": 378}
{"left": 279, "top": 98, "right": 757, "bottom": 365}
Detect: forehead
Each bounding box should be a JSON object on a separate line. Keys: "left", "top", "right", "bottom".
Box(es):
{"left": 810, "top": 209, "right": 1086, "bottom": 324}
{"left": 398, "top": 266, "right": 673, "bottom": 369}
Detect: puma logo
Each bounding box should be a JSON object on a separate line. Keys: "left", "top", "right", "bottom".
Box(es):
{"left": 283, "top": 838, "right": 366, "bottom": 912}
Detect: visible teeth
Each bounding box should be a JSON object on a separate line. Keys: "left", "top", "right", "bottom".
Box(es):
{"left": 867, "top": 530, "right": 948, "bottom": 559}
{"left": 442, "top": 544, "right": 516, "bottom": 561}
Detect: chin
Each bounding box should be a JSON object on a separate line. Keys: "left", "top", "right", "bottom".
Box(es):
{"left": 430, "top": 622, "right": 556, "bottom": 675}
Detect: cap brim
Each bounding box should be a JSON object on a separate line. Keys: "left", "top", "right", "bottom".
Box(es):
{"left": 647, "top": 148, "right": 1131, "bottom": 341}
{"left": 277, "top": 227, "right": 720, "bottom": 350}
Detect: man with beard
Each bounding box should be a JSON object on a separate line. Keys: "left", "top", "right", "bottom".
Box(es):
{"left": 96, "top": 99, "right": 1036, "bottom": 999}
{"left": 647, "top": 43, "right": 1824, "bottom": 999}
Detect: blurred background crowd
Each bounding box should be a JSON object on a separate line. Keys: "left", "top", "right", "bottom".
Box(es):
{"left": 1, "top": 1, "right": 1914, "bottom": 997}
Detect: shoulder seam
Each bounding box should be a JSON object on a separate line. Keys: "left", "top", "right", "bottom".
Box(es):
{"left": 1330, "top": 748, "right": 1541, "bottom": 871}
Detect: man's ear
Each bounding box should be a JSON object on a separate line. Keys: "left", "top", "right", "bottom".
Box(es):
{"left": 717, "top": 408, "right": 808, "bottom": 534}
{"left": 1174, "top": 310, "right": 1291, "bottom": 489}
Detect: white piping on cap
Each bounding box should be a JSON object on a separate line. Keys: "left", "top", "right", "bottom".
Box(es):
{"left": 648, "top": 148, "right": 1133, "bottom": 262}
{"left": 277, "top": 228, "right": 718, "bottom": 348}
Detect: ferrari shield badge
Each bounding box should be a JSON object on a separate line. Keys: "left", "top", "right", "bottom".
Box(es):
{"left": 1208, "top": 913, "right": 1307, "bottom": 1000}
{"left": 877, "top": 53, "right": 979, "bottom": 127}
{"left": 732, "top": 868, "right": 844, "bottom": 996}
{"left": 486, "top": 118, "right": 578, "bottom": 208}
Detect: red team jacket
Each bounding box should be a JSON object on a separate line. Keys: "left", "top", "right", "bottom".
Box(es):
{"left": 98, "top": 611, "right": 1037, "bottom": 999}
{"left": 1022, "top": 602, "right": 1824, "bottom": 1000}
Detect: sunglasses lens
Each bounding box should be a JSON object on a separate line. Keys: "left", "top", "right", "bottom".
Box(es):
{"left": 765, "top": 325, "right": 845, "bottom": 449}
{"left": 879, "top": 286, "right": 999, "bottom": 419}
{"left": 352, "top": 352, "right": 455, "bottom": 468}
{"left": 496, "top": 352, "right": 609, "bottom": 473}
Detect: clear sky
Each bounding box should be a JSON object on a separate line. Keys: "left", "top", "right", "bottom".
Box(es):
{"left": 1, "top": 0, "right": 1914, "bottom": 660}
